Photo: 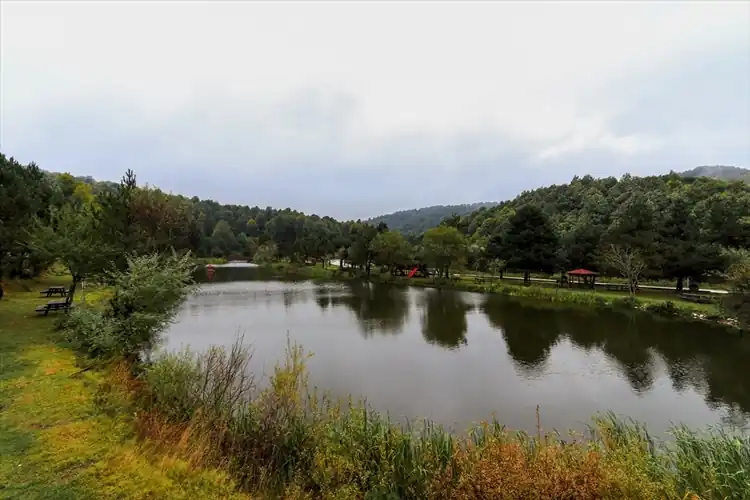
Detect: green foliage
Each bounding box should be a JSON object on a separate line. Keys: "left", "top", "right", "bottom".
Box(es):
{"left": 253, "top": 242, "right": 278, "bottom": 264}
{"left": 0, "top": 154, "right": 55, "bottom": 279}
{"left": 488, "top": 204, "right": 558, "bottom": 278}
{"left": 28, "top": 203, "right": 113, "bottom": 299}
{"left": 371, "top": 230, "right": 412, "bottom": 271}
{"left": 722, "top": 249, "right": 750, "bottom": 330}
{"left": 465, "top": 173, "right": 750, "bottom": 285}
{"left": 64, "top": 253, "right": 195, "bottom": 361}
{"left": 423, "top": 226, "right": 466, "bottom": 278}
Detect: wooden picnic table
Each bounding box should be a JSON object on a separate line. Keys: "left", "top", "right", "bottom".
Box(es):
{"left": 40, "top": 286, "right": 67, "bottom": 298}
{"left": 35, "top": 299, "right": 73, "bottom": 316}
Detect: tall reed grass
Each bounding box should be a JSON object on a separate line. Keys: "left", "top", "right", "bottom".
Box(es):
{"left": 137, "top": 339, "right": 749, "bottom": 499}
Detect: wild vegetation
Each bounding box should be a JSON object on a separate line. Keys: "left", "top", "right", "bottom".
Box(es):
{"left": 6, "top": 266, "right": 749, "bottom": 499}
{"left": 3, "top": 152, "right": 750, "bottom": 497}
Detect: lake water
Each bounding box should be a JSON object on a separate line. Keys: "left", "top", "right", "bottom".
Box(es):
{"left": 164, "top": 269, "right": 750, "bottom": 435}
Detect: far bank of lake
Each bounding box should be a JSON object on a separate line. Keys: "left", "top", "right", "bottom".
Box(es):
{"left": 220, "top": 262, "right": 734, "bottom": 330}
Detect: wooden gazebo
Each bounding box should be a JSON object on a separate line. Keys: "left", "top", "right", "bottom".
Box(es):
{"left": 567, "top": 268, "right": 598, "bottom": 289}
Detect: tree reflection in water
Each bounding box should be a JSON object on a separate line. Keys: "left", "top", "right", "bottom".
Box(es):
{"left": 481, "top": 295, "right": 750, "bottom": 421}
{"left": 418, "top": 289, "right": 473, "bottom": 349}
{"left": 324, "top": 282, "right": 410, "bottom": 337}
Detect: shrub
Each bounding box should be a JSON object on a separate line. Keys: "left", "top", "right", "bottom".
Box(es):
{"left": 613, "top": 295, "right": 640, "bottom": 310}
{"left": 646, "top": 300, "right": 680, "bottom": 317}
{"left": 64, "top": 252, "right": 195, "bottom": 362}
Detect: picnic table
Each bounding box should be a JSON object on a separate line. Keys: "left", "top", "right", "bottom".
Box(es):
{"left": 35, "top": 298, "right": 73, "bottom": 316}
{"left": 40, "top": 286, "right": 67, "bottom": 298}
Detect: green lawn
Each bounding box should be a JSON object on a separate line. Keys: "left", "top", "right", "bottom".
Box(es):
{"left": 0, "top": 278, "right": 248, "bottom": 500}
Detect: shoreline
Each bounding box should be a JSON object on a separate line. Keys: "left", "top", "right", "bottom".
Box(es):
{"left": 4, "top": 277, "right": 748, "bottom": 498}
{"left": 259, "top": 262, "right": 737, "bottom": 332}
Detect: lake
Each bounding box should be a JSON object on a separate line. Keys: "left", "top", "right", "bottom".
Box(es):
{"left": 164, "top": 269, "right": 750, "bottom": 435}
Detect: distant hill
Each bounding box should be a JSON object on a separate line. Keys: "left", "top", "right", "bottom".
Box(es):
{"left": 680, "top": 165, "right": 750, "bottom": 182}
{"left": 368, "top": 202, "right": 498, "bottom": 235}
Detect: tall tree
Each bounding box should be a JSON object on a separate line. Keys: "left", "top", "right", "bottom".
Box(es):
{"left": 29, "top": 203, "right": 113, "bottom": 301}
{"left": 604, "top": 244, "right": 646, "bottom": 295}
{"left": 0, "top": 154, "right": 54, "bottom": 280}
{"left": 210, "top": 220, "right": 238, "bottom": 257}
{"left": 488, "top": 205, "right": 558, "bottom": 282}
{"left": 423, "top": 226, "right": 466, "bottom": 278}
{"left": 371, "top": 230, "right": 413, "bottom": 274}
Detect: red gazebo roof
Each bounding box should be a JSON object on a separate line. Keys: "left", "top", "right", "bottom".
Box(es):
{"left": 567, "top": 268, "right": 598, "bottom": 276}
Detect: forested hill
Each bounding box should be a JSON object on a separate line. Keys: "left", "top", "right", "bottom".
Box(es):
{"left": 452, "top": 172, "right": 750, "bottom": 278}
{"left": 679, "top": 165, "right": 750, "bottom": 182}
{"left": 367, "top": 202, "right": 497, "bottom": 236}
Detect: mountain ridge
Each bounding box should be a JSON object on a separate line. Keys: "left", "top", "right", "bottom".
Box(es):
{"left": 370, "top": 166, "right": 748, "bottom": 234}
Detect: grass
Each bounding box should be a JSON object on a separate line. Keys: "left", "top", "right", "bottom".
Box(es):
{"left": 3, "top": 276, "right": 748, "bottom": 499}
{"left": 139, "top": 339, "right": 750, "bottom": 499}
{"left": 0, "top": 277, "right": 248, "bottom": 499}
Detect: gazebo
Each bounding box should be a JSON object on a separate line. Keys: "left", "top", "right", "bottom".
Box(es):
{"left": 567, "top": 269, "right": 598, "bottom": 289}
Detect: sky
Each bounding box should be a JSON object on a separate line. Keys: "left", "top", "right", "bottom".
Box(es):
{"left": 2, "top": 1, "right": 749, "bottom": 220}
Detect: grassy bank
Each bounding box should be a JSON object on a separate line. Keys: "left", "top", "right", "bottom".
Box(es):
{"left": 264, "top": 262, "right": 728, "bottom": 326}
{"left": 0, "top": 278, "right": 247, "bottom": 499}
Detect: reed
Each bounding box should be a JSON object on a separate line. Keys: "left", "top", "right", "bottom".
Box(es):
{"left": 138, "top": 339, "right": 749, "bottom": 499}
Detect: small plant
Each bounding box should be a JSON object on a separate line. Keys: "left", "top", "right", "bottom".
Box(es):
{"left": 613, "top": 295, "right": 641, "bottom": 310}
{"left": 646, "top": 300, "right": 680, "bottom": 317}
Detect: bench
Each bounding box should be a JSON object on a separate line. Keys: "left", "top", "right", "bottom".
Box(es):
{"left": 679, "top": 293, "right": 714, "bottom": 304}
{"left": 35, "top": 300, "right": 73, "bottom": 316}
{"left": 40, "top": 286, "right": 67, "bottom": 298}
{"left": 603, "top": 283, "right": 630, "bottom": 292}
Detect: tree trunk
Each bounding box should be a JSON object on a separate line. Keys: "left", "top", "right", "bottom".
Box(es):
{"left": 676, "top": 276, "right": 684, "bottom": 292}
{"left": 628, "top": 276, "right": 636, "bottom": 296}
{"left": 68, "top": 276, "right": 81, "bottom": 305}
{"left": 524, "top": 271, "right": 530, "bottom": 284}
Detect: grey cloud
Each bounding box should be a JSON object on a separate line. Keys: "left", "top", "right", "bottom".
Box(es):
{"left": 3, "top": 43, "right": 749, "bottom": 220}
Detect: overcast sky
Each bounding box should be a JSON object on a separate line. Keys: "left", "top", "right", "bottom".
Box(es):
{"left": 2, "top": 2, "right": 749, "bottom": 220}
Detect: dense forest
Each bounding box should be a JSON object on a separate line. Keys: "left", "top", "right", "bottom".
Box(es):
{"left": 366, "top": 202, "right": 497, "bottom": 236}
{"left": 3, "top": 153, "right": 750, "bottom": 295}
{"left": 444, "top": 172, "right": 750, "bottom": 288}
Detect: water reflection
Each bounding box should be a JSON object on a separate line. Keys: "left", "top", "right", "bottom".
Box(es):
{"left": 418, "top": 289, "right": 472, "bottom": 349}
{"left": 481, "top": 297, "right": 561, "bottom": 376}
{"left": 170, "top": 275, "right": 750, "bottom": 431}
{"left": 481, "top": 296, "right": 750, "bottom": 418}
{"left": 322, "top": 282, "right": 410, "bottom": 337}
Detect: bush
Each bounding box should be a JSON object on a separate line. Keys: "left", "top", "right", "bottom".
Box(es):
{"left": 64, "top": 252, "right": 195, "bottom": 362}
{"left": 645, "top": 300, "right": 680, "bottom": 317}
{"left": 613, "top": 295, "right": 640, "bottom": 310}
